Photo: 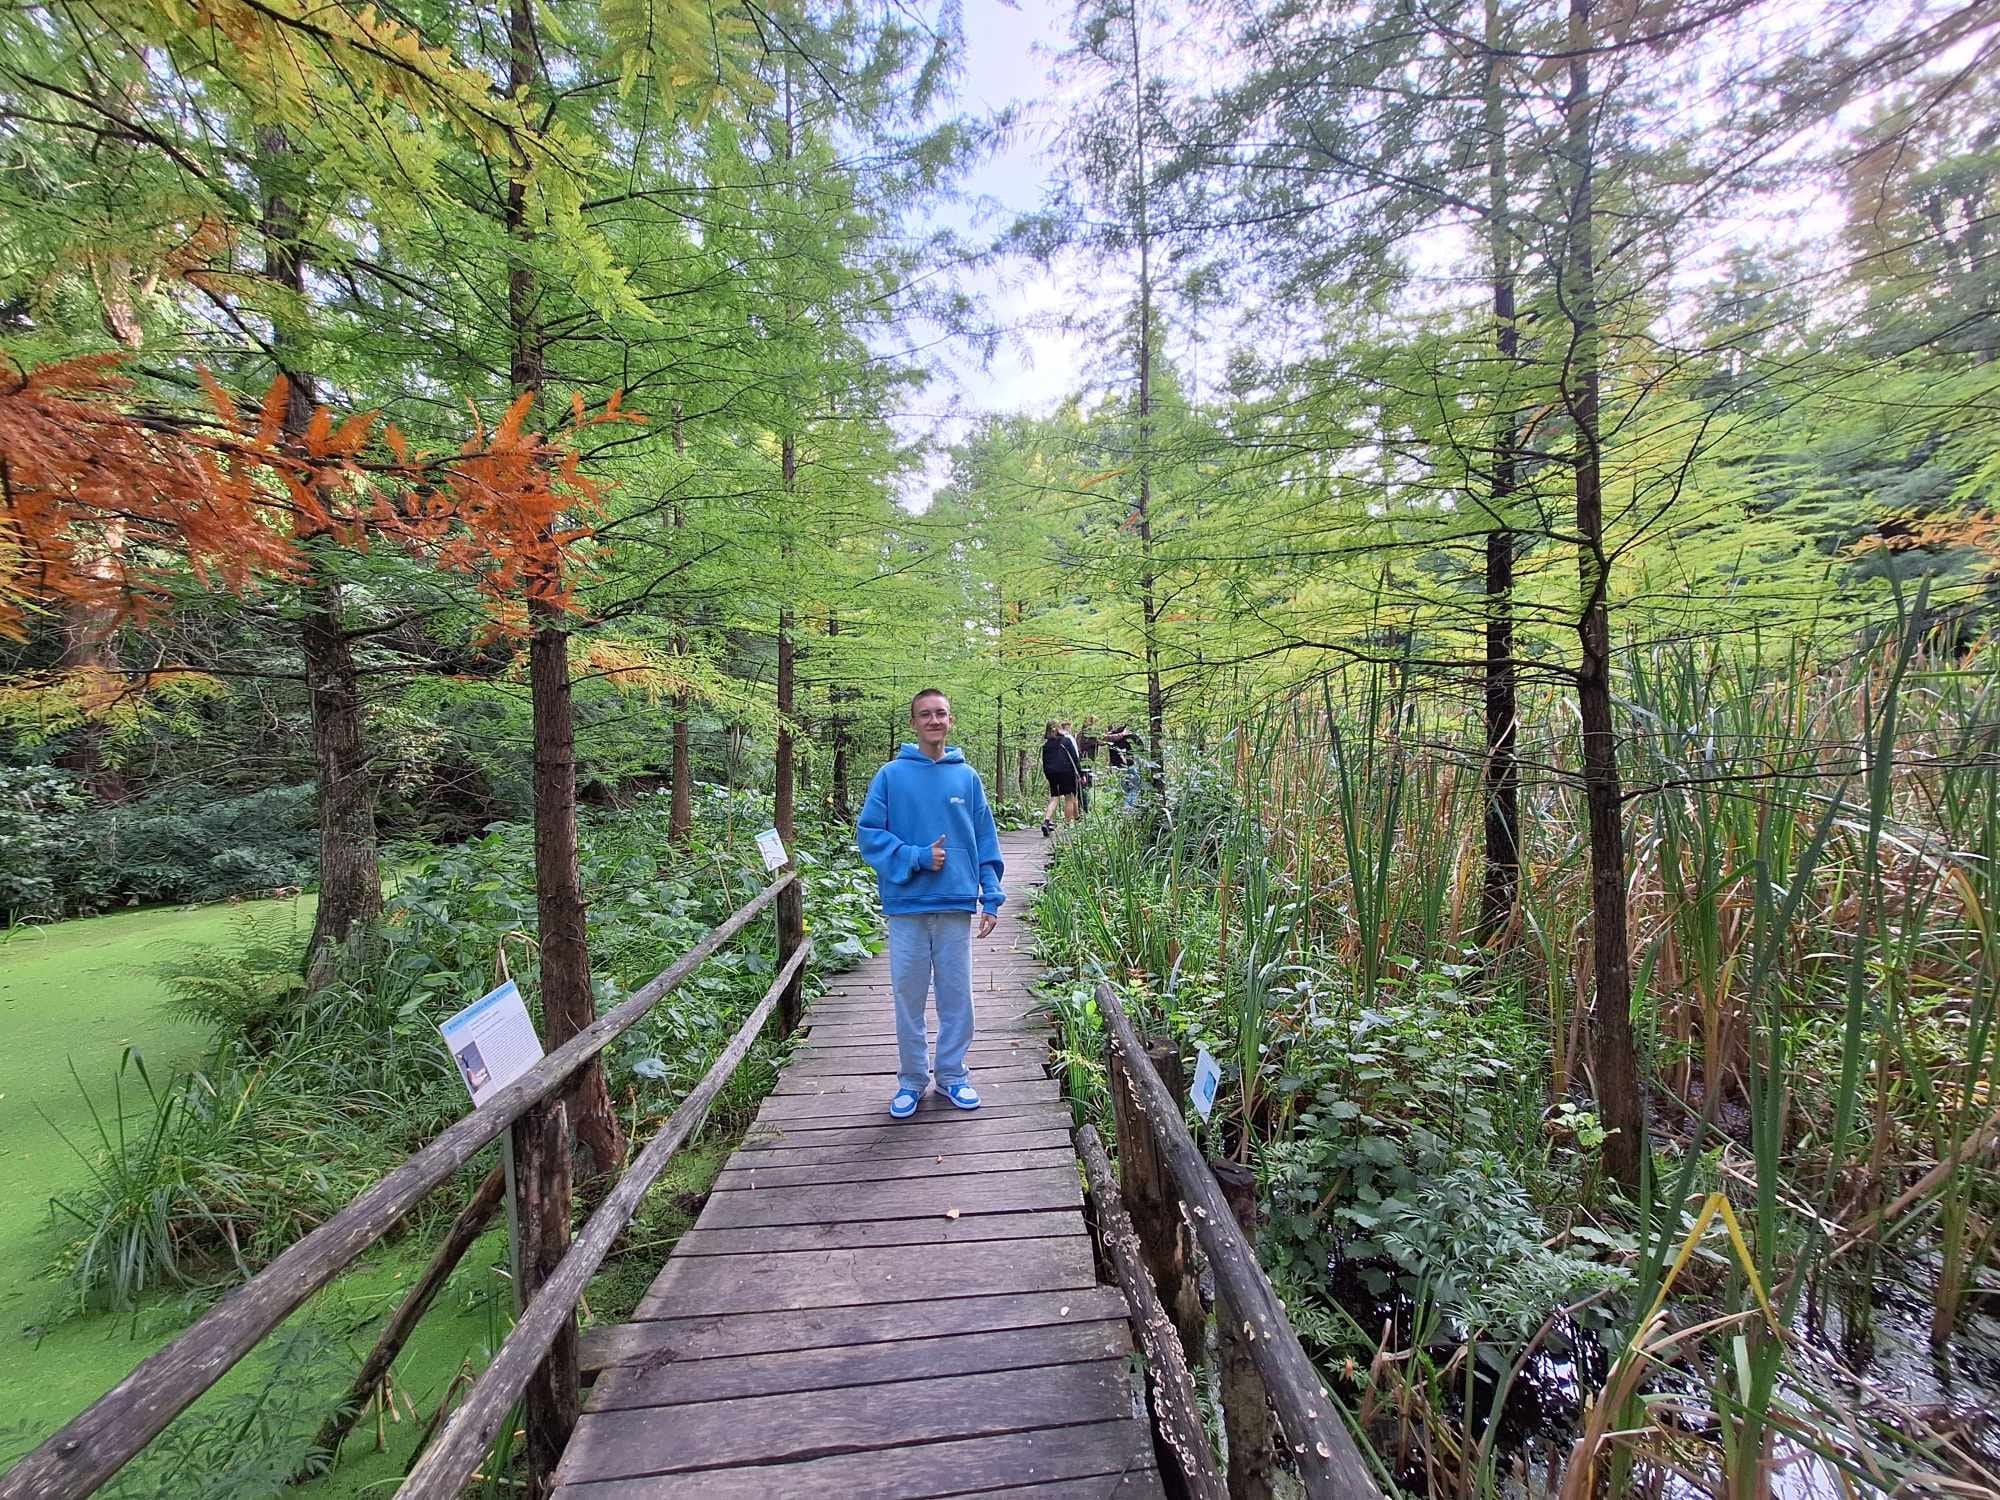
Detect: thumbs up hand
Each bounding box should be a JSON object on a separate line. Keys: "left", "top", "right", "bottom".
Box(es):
{"left": 929, "top": 834, "right": 947, "bottom": 871}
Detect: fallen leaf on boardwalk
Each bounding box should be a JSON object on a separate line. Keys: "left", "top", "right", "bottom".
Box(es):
{"left": 1060, "top": 1305, "right": 1070, "bottom": 1316}
{"left": 945, "top": 1207, "right": 961, "bottom": 1220}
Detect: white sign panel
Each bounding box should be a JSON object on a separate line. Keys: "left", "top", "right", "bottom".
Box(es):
{"left": 755, "top": 827, "right": 788, "bottom": 871}
{"left": 1191, "top": 1046, "right": 1222, "bottom": 1121}
{"left": 440, "top": 979, "right": 544, "bottom": 1108}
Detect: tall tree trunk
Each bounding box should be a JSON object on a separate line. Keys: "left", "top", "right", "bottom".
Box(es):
{"left": 1130, "top": 10, "right": 1166, "bottom": 797}
{"left": 773, "top": 69, "right": 800, "bottom": 845}
{"left": 507, "top": 0, "right": 622, "bottom": 1182}
{"left": 1564, "top": 0, "right": 1643, "bottom": 1192}
{"left": 259, "top": 126, "right": 383, "bottom": 987}
{"left": 1479, "top": 0, "right": 1521, "bottom": 939}
{"left": 994, "top": 691, "right": 1005, "bottom": 802}
{"left": 54, "top": 533, "right": 128, "bottom": 805}
{"left": 828, "top": 613, "right": 852, "bottom": 821}
{"left": 668, "top": 407, "right": 693, "bottom": 846}
{"left": 776, "top": 434, "right": 798, "bottom": 844}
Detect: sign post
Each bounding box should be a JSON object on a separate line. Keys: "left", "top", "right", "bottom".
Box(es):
{"left": 440, "top": 979, "right": 546, "bottom": 1314}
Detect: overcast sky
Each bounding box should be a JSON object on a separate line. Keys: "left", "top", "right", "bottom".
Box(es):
{"left": 892, "top": 0, "right": 1092, "bottom": 507}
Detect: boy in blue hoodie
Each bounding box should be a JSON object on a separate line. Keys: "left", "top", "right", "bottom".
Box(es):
{"left": 856, "top": 688, "right": 1006, "bottom": 1118}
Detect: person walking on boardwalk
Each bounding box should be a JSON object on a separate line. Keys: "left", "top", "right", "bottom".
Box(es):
{"left": 856, "top": 688, "right": 1006, "bottom": 1119}
{"left": 1040, "top": 720, "right": 1082, "bottom": 836}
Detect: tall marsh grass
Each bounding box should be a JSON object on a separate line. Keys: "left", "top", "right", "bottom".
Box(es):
{"left": 1036, "top": 610, "right": 2000, "bottom": 1495}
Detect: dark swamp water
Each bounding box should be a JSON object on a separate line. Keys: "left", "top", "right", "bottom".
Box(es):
{"left": 1320, "top": 1244, "right": 2000, "bottom": 1497}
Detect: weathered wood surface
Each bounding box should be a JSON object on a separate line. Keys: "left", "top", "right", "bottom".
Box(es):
{"left": 1076, "top": 1125, "right": 1228, "bottom": 1500}
{"left": 555, "top": 832, "right": 1163, "bottom": 1498}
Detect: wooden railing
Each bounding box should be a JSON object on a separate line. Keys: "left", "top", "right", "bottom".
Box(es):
{"left": 0, "top": 868, "right": 810, "bottom": 1500}
{"left": 1082, "top": 980, "right": 1383, "bottom": 1500}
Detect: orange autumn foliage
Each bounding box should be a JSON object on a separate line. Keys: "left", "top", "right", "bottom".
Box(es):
{"left": 0, "top": 356, "right": 641, "bottom": 640}
{"left": 0, "top": 355, "right": 303, "bottom": 638}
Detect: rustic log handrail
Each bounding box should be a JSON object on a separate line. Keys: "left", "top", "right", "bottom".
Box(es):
{"left": 1075, "top": 1125, "right": 1227, "bottom": 1500}
{"left": 0, "top": 871, "right": 801, "bottom": 1500}
{"left": 398, "top": 939, "right": 811, "bottom": 1499}
{"left": 1094, "top": 980, "right": 1383, "bottom": 1500}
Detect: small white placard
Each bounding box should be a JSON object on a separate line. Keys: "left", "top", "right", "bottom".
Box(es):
{"left": 755, "top": 827, "right": 788, "bottom": 871}
{"left": 440, "top": 979, "right": 544, "bottom": 1108}
{"left": 1191, "top": 1046, "right": 1221, "bottom": 1121}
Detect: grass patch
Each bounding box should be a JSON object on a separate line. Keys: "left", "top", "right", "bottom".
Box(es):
{"left": 0, "top": 893, "right": 315, "bottom": 1344}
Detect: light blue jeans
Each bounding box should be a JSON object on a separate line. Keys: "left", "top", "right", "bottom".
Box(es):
{"left": 887, "top": 911, "right": 975, "bottom": 1094}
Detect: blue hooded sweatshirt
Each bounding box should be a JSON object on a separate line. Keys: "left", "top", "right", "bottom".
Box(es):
{"left": 856, "top": 745, "right": 1006, "bottom": 916}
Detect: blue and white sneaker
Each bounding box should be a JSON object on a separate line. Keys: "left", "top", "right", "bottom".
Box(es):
{"left": 888, "top": 1088, "right": 921, "bottom": 1120}
{"left": 940, "top": 1081, "right": 981, "bottom": 1111}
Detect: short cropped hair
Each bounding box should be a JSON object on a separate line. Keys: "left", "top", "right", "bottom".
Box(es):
{"left": 909, "top": 687, "right": 950, "bottom": 717}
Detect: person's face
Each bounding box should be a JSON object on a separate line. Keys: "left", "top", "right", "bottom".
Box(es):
{"left": 912, "top": 695, "right": 952, "bottom": 747}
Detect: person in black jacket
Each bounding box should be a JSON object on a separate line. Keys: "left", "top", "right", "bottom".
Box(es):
{"left": 1040, "top": 720, "right": 1081, "bottom": 837}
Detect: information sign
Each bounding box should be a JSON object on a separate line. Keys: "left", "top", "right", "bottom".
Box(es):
{"left": 439, "top": 979, "right": 544, "bottom": 1109}
{"left": 755, "top": 827, "right": 788, "bottom": 871}
{"left": 1191, "top": 1046, "right": 1221, "bottom": 1121}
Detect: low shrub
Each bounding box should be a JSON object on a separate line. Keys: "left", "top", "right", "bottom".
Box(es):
{"left": 0, "top": 763, "right": 88, "bottom": 922}
{"left": 4, "top": 780, "right": 321, "bottom": 921}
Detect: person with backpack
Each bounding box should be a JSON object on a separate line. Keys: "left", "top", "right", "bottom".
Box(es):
{"left": 1040, "top": 720, "right": 1081, "bottom": 837}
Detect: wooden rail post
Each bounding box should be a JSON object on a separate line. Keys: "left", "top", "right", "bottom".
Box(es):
{"left": 775, "top": 871, "right": 806, "bottom": 1039}
{"left": 1213, "top": 1159, "right": 1280, "bottom": 1500}
{"left": 1109, "top": 1035, "right": 1205, "bottom": 1365}
{"left": 514, "top": 1095, "right": 577, "bottom": 1493}
{"left": 1077, "top": 1126, "right": 1228, "bottom": 1500}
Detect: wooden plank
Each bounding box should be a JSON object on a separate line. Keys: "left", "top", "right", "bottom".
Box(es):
{"left": 554, "top": 1418, "right": 1158, "bottom": 1498}
{"left": 713, "top": 1146, "right": 1075, "bottom": 1191}
{"left": 756, "top": 1078, "right": 1058, "bottom": 1119}
{"left": 804, "top": 1003, "right": 1044, "bottom": 1020}
{"left": 673, "top": 1209, "right": 1079, "bottom": 1257}
{"left": 785, "top": 1040, "right": 1045, "bottom": 1059}
{"left": 587, "top": 1286, "right": 1129, "bottom": 1362}
{"left": 1077, "top": 1124, "right": 1226, "bottom": 1500}
{"left": 556, "top": 1359, "right": 1135, "bottom": 1483}
{"left": 692, "top": 1166, "right": 1081, "bottom": 1229}
{"left": 806, "top": 994, "right": 1046, "bottom": 1009}
{"left": 634, "top": 1235, "right": 1097, "bottom": 1318}
{"left": 806, "top": 990, "right": 1045, "bottom": 1010}
{"left": 743, "top": 1100, "right": 1072, "bottom": 1136}
{"left": 719, "top": 1128, "right": 1070, "bottom": 1170}
{"left": 736, "top": 1111, "right": 1074, "bottom": 1152}
{"left": 796, "top": 1013, "right": 1044, "bottom": 1032}
{"left": 798, "top": 1023, "right": 1047, "bottom": 1046}
{"left": 771, "top": 1062, "right": 1048, "bottom": 1095}
{"left": 589, "top": 1318, "right": 1130, "bottom": 1410}
{"left": 791, "top": 1033, "right": 1038, "bottom": 1053}
{"left": 969, "top": 1479, "right": 1163, "bottom": 1498}
{"left": 788, "top": 1040, "right": 1039, "bottom": 1069}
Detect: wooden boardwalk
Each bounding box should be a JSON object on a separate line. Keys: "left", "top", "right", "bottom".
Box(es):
{"left": 555, "top": 831, "right": 1163, "bottom": 1498}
